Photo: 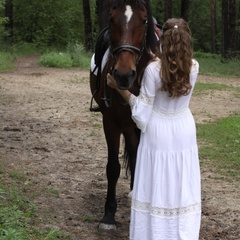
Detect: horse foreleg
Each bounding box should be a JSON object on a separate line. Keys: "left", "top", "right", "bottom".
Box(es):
{"left": 99, "top": 117, "right": 121, "bottom": 230}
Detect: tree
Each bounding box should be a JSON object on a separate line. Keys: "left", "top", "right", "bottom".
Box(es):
{"left": 181, "top": 0, "right": 189, "bottom": 21}
{"left": 228, "top": 0, "right": 236, "bottom": 55}
{"left": 95, "top": 0, "right": 111, "bottom": 31}
{"left": 164, "top": 0, "right": 172, "bottom": 21}
{"left": 237, "top": 1, "right": 240, "bottom": 53}
{"left": 4, "top": 0, "right": 13, "bottom": 42}
{"left": 211, "top": 0, "right": 217, "bottom": 53}
{"left": 82, "top": 0, "right": 93, "bottom": 51}
{"left": 221, "top": 0, "right": 228, "bottom": 59}
{"left": 12, "top": 0, "right": 83, "bottom": 47}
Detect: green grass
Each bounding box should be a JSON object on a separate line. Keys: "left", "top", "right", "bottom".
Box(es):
{"left": 39, "top": 42, "right": 92, "bottom": 68}
{"left": 0, "top": 161, "right": 70, "bottom": 240}
{"left": 197, "top": 115, "right": 240, "bottom": 179}
{"left": 194, "top": 51, "right": 240, "bottom": 77}
{"left": 194, "top": 82, "right": 232, "bottom": 95}
{"left": 0, "top": 52, "right": 15, "bottom": 72}
{"left": 39, "top": 52, "right": 73, "bottom": 68}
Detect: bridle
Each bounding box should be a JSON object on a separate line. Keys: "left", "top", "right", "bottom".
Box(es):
{"left": 110, "top": 20, "right": 148, "bottom": 67}
{"left": 101, "top": 22, "right": 148, "bottom": 108}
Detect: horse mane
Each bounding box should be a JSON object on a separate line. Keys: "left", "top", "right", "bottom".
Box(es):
{"left": 111, "top": 0, "right": 157, "bottom": 53}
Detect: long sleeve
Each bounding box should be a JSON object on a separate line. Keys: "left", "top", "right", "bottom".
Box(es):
{"left": 129, "top": 60, "right": 160, "bottom": 132}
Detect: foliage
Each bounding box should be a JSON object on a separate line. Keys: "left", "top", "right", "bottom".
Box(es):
{"left": 13, "top": 0, "right": 83, "bottom": 48}
{"left": 39, "top": 52, "right": 73, "bottom": 68}
{"left": 197, "top": 115, "right": 240, "bottom": 179}
{"left": 11, "top": 42, "right": 43, "bottom": 56}
{"left": 40, "top": 43, "right": 92, "bottom": 68}
{"left": 0, "top": 51, "right": 15, "bottom": 72}
{"left": 151, "top": 0, "right": 224, "bottom": 53}
{"left": 0, "top": 161, "right": 70, "bottom": 240}
{"left": 0, "top": 0, "right": 8, "bottom": 40}
{"left": 66, "top": 41, "right": 92, "bottom": 68}
{"left": 0, "top": 0, "right": 239, "bottom": 54}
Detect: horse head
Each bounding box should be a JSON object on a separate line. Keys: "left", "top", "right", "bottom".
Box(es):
{"left": 109, "top": 0, "right": 156, "bottom": 90}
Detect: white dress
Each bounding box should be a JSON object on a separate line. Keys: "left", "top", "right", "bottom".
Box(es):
{"left": 129, "top": 59, "right": 201, "bottom": 240}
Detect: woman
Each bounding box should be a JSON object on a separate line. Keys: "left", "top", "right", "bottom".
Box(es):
{"left": 107, "top": 18, "right": 201, "bottom": 240}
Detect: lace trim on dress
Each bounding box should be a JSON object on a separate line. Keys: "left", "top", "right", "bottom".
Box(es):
{"left": 152, "top": 107, "right": 190, "bottom": 118}
{"left": 129, "top": 92, "right": 154, "bottom": 109}
{"left": 132, "top": 199, "right": 201, "bottom": 218}
{"left": 139, "top": 92, "right": 155, "bottom": 105}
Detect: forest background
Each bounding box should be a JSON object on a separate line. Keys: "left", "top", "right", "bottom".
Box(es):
{"left": 0, "top": 0, "right": 240, "bottom": 59}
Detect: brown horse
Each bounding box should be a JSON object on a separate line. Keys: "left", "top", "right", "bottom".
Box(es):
{"left": 90, "top": 0, "right": 157, "bottom": 230}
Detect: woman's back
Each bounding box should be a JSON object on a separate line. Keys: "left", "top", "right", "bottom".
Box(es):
{"left": 149, "top": 59, "right": 199, "bottom": 113}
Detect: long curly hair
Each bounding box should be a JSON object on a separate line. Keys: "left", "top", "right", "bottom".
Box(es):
{"left": 160, "top": 18, "right": 193, "bottom": 98}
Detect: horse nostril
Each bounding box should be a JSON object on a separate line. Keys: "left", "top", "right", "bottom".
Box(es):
{"left": 130, "top": 70, "right": 137, "bottom": 81}
{"left": 113, "top": 69, "right": 120, "bottom": 80}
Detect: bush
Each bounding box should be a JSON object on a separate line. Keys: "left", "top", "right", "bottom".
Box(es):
{"left": 39, "top": 52, "right": 73, "bottom": 68}
{"left": 39, "top": 42, "right": 92, "bottom": 69}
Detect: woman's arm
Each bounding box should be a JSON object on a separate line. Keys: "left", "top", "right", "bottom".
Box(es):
{"left": 107, "top": 73, "right": 132, "bottom": 102}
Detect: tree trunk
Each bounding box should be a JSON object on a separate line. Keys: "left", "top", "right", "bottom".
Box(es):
{"left": 211, "top": 0, "right": 217, "bottom": 53}
{"left": 181, "top": 0, "right": 189, "bottom": 21}
{"left": 82, "top": 0, "right": 93, "bottom": 51}
{"left": 4, "top": 0, "right": 13, "bottom": 42}
{"left": 221, "top": 0, "right": 228, "bottom": 59}
{"left": 228, "top": 0, "right": 236, "bottom": 55}
{"left": 237, "top": 1, "right": 240, "bottom": 52}
{"left": 164, "top": 0, "right": 172, "bottom": 21}
{"left": 96, "top": 0, "right": 111, "bottom": 31}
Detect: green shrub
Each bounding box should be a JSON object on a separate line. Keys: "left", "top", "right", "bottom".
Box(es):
{"left": 39, "top": 43, "right": 92, "bottom": 69}
{"left": 39, "top": 52, "right": 73, "bottom": 68}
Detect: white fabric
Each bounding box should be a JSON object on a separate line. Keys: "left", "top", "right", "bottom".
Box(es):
{"left": 90, "top": 48, "right": 110, "bottom": 75}
{"left": 129, "top": 60, "right": 201, "bottom": 240}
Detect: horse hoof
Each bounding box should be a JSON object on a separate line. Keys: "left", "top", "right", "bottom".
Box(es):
{"left": 99, "top": 223, "right": 117, "bottom": 231}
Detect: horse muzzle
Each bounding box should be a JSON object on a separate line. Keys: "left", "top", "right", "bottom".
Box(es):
{"left": 113, "top": 68, "right": 137, "bottom": 90}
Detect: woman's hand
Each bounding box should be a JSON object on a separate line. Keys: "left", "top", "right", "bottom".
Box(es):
{"left": 107, "top": 73, "right": 118, "bottom": 89}
{"left": 106, "top": 73, "right": 132, "bottom": 103}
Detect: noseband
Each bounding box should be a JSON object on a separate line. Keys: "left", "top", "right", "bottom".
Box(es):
{"left": 112, "top": 45, "right": 141, "bottom": 55}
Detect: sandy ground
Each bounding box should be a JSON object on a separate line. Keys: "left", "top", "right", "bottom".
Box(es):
{"left": 0, "top": 56, "right": 239, "bottom": 239}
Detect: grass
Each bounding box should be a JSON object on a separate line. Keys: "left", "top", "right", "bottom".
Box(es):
{"left": 0, "top": 52, "right": 15, "bottom": 72}
{"left": 39, "top": 42, "right": 92, "bottom": 68}
{"left": 193, "top": 77, "right": 240, "bottom": 181}
{"left": 194, "top": 51, "right": 240, "bottom": 77}
{"left": 193, "top": 82, "right": 232, "bottom": 95}
{"left": 39, "top": 52, "right": 73, "bottom": 68}
{"left": 0, "top": 160, "right": 70, "bottom": 240}
{"left": 197, "top": 115, "right": 240, "bottom": 179}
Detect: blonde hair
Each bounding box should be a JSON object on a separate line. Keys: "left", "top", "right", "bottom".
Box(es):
{"left": 160, "top": 18, "right": 193, "bottom": 97}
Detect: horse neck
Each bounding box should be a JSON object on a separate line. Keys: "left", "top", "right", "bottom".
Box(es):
{"left": 136, "top": 49, "right": 155, "bottom": 84}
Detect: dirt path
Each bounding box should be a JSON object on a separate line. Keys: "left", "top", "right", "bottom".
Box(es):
{"left": 0, "top": 56, "right": 239, "bottom": 239}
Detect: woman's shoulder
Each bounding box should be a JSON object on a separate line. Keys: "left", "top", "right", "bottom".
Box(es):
{"left": 146, "top": 58, "right": 161, "bottom": 71}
